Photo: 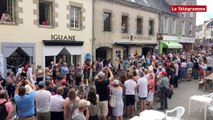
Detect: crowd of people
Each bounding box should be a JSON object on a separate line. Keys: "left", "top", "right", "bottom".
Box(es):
{"left": 0, "top": 41, "right": 213, "bottom": 120}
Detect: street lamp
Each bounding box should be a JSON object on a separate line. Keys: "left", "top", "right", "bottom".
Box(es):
{"left": 157, "top": 33, "right": 163, "bottom": 40}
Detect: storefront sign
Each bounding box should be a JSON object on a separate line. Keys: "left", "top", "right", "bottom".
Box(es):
{"left": 121, "top": 35, "right": 150, "bottom": 40}
{"left": 51, "top": 34, "right": 75, "bottom": 41}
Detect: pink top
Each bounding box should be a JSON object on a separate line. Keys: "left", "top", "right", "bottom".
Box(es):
{"left": 0, "top": 99, "right": 13, "bottom": 113}
{"left": 148, "top": 79, "right": 155, "bottom": 93}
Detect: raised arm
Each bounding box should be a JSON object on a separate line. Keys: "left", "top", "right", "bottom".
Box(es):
{"left": 108, "top": 68, "right": 114, "bottom": 81}
{"left": 26, "top": 79, "right": 36, "bottom": 91}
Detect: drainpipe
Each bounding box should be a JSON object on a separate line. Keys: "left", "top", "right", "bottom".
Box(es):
{"left": 92, "top": 0, "right": 95, "bottom": 62}
{"left": 158, "top": 0, "right": 162, "bottom": 54}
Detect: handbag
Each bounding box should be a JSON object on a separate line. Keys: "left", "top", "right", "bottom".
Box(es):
{"left": 109, "top": 94, "right": 116, "bottom": 107}
{"left": 166, "top": 88, "right": 173, "bottom": 99}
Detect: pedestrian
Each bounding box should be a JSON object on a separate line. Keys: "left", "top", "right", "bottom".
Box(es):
{"left": 14, "top": 79, "right": 36, "bottom": 119}
{"left": 186, "top": 59, "right": 193, "bottom": 81}
{"left": 61, "top": 63, "right": 69, "bottom": 81}
{"left": 147, "top": 73, "right": 155, "bottom": 109}
{"left": 95, "top": 68, "right": 114, "bottom": 120}
{"left": 35, "top": 81, "right": 51, "bottom": 120}
{"left": 137, "top": 72, "right": 148, "bottom": 112}
{"left": 124, "top": 73, "right": 136, "bottom": 117}
{"left": 64, "top": 88, "right": 80, "bottom": 120}
{"left": 6, "top": 72, "right": 16, "bottom": 99}
{"left": 157, "top": 71, "right": 169, "bottom": 110}
{"left": 72, "top": 99, "right": 90, "bottom": 120}
{"left": 111, "top": 79, "right": 124, "bottom": 120}
{"left": 87, "top": 89, "right": 99, "bottom": 120}
{"left": 0, "top": 90, "right": 13, "bottom": 120}
{"left": 174, "top": 61, "right": 179, "bottom": 87}
{"left": 35, "top": 65, "right": 44, "bottom": 84}
{"left": 50, "top": 87, "right": 65, "bottom": 120}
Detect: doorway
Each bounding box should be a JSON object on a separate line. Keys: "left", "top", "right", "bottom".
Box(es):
{"left": 142, "top": 47, "right": 153, "bottom": 56}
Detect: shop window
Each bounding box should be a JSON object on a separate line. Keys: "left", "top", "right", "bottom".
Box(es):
{"left": 70, "top": 6, "right": 81, "bottom": 29}
{"left": 103, "top": 12, "right": 111, "bottom": 31}
{"left": 0, "top": 0, "right": 15, "bottom": 23}
{"left": 121, "top": 15, "right": 128, "bottom": 33}
{"left": 149, "top": 20, "right": 154, "bottom": 35}
{"left": 39, "top": 1, "right": 53, "bottom": 26}
{"left": 137, "top": 18, "right": 142, "bottom": 34}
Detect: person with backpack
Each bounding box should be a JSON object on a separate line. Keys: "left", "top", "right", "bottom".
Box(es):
{"left": 0, "top": 90, "right": 13, "bottom": 120}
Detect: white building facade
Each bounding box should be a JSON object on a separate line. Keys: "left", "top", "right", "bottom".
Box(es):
{"left": 0, "top": 0, "right": 93, "bottom": 76}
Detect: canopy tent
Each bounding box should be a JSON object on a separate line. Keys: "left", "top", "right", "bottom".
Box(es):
{"left": 161, "top": 41, "right": 183, "bottom": 49}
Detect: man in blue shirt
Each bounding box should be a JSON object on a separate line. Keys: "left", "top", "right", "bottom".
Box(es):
{"left": 14, "top": 78, "right": 36, "bottom": 119}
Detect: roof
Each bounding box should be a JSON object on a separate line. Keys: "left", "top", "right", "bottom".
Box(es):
{"left": 142, "top": 0, "right": 178, "bottom": 16}
{"left": 109, "top": 0, "right": 177, "bottom": 16}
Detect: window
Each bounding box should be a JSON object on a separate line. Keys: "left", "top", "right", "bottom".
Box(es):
{"left": 0, "top": 0, "right": 15, "bottom": 23}
{"left": 39, "top": 1, "right": 53, "bottom": 26}
{"left": 136, "top": 18, "right": 142, "bottom": 34}
{"left": 163, "top": 17, "right": 168, "bottom": 33}
{"left": 181, "top": 21, "right": 185, "bottom": 35}
{"left": 189, "top": 23, "right": 192, "bottom": 34}
{"left": 70, "top": 6, "right": 81, "bottom": 29}
{"left": 149, "top": 20, "right": 154, "bottom": 35}
{"left": 103, "top": 12, "right": 111, "bottom": 31}
{"left": 121, "top": 15, "right": 128, "bottom": 33}
{"left": 172, "top": 19, "right": 176, "bottom": 34}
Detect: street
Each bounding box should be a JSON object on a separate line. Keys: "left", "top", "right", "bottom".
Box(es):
{"left": 142, "top": 79, "right": 212, "bottom": 120}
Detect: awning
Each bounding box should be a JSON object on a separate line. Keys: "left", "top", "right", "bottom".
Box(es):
{"left": 113, "top": 40, "right": 158, "bottom": 46}
{"left": 43, "top": 46, "right": 82, "bottom": 56}
{"left": 162, "top": 41, "right": 183, "bottom": 49}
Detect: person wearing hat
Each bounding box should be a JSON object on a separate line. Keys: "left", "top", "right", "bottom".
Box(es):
{"left": 14, "top": 78, "right": 36, "bottom": 119}
{"left": 95, "top": 67, "right": 114, "bottom": 120}
{"left": 35, "top": 81, "right": 51, "bottom": 120}
{"left": 72, "top": 99, "right": 90, "bottom": 120}
{"left": 61, "top": 79, "right": 69, "bottom": 99}
{"left": 157, "top": 71, "right": 169, "bottom": 110}
{"left": 111, "top": 79, "right": 124, "bottom": 120}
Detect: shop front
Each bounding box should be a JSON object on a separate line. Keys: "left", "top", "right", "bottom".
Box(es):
{"left": 179, "top": 37, "right": 195, "bottom": 51}
{"left": 113, "top": 40, "right": 158, "bottom": 59}
{"left": 1, "top": 43, "right": 35, "bottom": 76}
{"left": 159, "top": 36, "right": 183, "bottom": 54}
{"left": 43, "top": 40, "right": 84, "bottom": 68}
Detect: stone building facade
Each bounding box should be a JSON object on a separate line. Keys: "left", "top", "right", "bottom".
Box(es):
{"left": 93, "top": 0, "right": 159, "bottom": 65}
{"left": 165, "top": 0, "right": 197, "bottom": 51}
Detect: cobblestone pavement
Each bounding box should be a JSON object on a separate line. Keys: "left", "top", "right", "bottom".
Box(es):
{"left": 131, "top": 80, "right": 213, "bottom": 120}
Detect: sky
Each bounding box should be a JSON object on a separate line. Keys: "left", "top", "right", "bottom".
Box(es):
{"left": 196, "top": 0, "right": 213, "bottom": 25}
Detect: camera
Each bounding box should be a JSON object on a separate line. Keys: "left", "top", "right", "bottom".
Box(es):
{"left": 21, "top": 77, "right": 27, "bottom": 86}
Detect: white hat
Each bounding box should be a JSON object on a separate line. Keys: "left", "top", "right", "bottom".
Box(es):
{"left": 78, "top": 99, "right": 90, "bottom": 108}
{"left": 113, "top": 79, "right": 119, "bottom": 86}
{"left": 25, "top": 84, "right": 32, "bottom": 93}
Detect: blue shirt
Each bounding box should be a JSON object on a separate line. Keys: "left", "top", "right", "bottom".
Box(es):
{"left": 61, "top": 66, "right": 69, "bottom": 75}
{"left": 14, "top": 91, "right": 35, "bottom": 118}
